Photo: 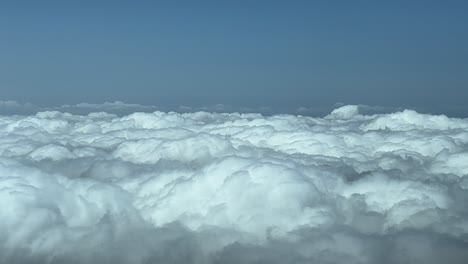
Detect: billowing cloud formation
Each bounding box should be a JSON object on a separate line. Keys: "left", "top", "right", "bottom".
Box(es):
{"left": 1, "top": 105, "right": 468, "bottom": 264}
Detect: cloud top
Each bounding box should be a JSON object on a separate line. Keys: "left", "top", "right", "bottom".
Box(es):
{"left": 1, "top": 105, "right": 468, "bottom": 263}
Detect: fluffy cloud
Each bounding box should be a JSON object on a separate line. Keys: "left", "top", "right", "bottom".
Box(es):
{"left": 0, "top": 105, "right": 468, "bottom": 263}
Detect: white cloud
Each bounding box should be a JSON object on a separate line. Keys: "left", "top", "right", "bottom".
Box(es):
{"left": 0, "top": 105, "right": 468, "bottom": 263}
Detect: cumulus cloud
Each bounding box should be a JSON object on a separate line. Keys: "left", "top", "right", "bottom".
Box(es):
{"left": 1, "top": 105, "right": 468, "bottom": 263}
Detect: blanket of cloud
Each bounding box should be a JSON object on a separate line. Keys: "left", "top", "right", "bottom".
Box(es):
{"left": 1, "top": 104, "right": 468, "bottom": 264}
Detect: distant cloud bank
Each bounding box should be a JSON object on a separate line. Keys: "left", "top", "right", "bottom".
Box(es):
{"left": 1, "top": 104, "right": 468, "bottom": 263}
{"left": 0, "top": 100, "right": 406, "bottom": 117}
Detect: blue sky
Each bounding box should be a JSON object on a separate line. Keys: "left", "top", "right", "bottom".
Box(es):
{"left": 1, "top": 1, "right": 467, "bottom": 115}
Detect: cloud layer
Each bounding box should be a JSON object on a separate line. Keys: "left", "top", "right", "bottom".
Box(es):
{"left": 1, "top": 105, "right": 468, "bottom": 263}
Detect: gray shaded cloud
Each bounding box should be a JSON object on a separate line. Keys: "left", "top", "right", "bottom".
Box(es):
{"left": 0, "top": 101, "right": 278, "bottom": 116}
{"left": 1, "top": 105, "right": 468, "bottom": 263}
{"left": 0, "top": 100, "right": 38, "bottom": 115}
{"left": 56, "top": 101, "right": 161, "bottom": 115}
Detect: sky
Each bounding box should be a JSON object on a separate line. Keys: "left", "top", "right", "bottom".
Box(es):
{"left": 1, "top": 1, "right": 468, "bottom": 116}
{"left": 2, "top": 3, "right": 468, "bottom": 263}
